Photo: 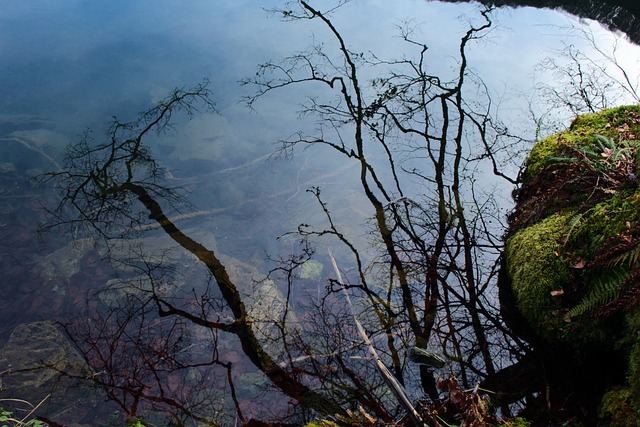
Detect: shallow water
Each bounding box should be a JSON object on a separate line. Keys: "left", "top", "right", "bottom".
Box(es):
{"left": 1, "top": 1, "right": 639, "bottom": 425}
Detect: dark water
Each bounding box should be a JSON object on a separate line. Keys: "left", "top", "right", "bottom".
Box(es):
{"left": 448, "top": 0, "right": 640, "bottom": 44}
{"left": 1, "top": 1, "right": 639, "bottom": 425}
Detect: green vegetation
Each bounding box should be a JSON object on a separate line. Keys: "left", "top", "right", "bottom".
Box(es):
{"left": 0, "top": 408, "right": 44, "bottom": 427}
{"left": 500, "top": 418, "right": 532, "bottom": 427}
{"left": 504, "top": 104, "right": 640, "bottom": 424}
{"left": 524, "top": 105, "right": 640, "bottom": 181}
{"left": 304, "top": 421, "right": 340, "bottom": 427}
{"left": 506, "top": 104, "right": 640, "bottom": 340}
{"left": 506, "top": 213, "right": 572, "bottom": 336}
{"left": 126, "top": 419, "right": 149, "bottom": 427}
{"left": 599, "top": 387, "right": 640, "bottom": 427}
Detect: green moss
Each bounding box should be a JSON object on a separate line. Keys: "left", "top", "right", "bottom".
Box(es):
{"left": 507, "top": 105, "right": 640, "bottom": 345}
{"left": 500, "top": 417, "right": 532, "bottom": 427}
{"left": 525, "top": 105, "right": 640, "bottom": 181}
{"left": 571, "top": 105, "right": 640, "bottom": 132}
{"left": 304, "top": 421, "right": 340, "bottom": 427}
{"left": 599, "top": 387, "right": 640, "bottom": 427}
{"left": 126, "top": 419, "right": 150, "bottom": 427}
{"left": 506, "top": 213, "right": 572, "bottom": 337}
{"left": 504, "top": 105, "right": 640, "bottom": 424}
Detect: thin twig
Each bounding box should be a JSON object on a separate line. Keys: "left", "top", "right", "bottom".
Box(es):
{"left": 328, "top": 248, "right": 425, "bottom": 427}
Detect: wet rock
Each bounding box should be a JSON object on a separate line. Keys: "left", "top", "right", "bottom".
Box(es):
{"left": 0, "top": 321, "right": 90, "bottom": 405}
{"left": 36, "top": 238, "right": 96, "bottom": 286}
{"left": 105, "top": 229, "right": 218, "bottom": 272}
{"left": 221, "top": 255, "right": 296, "bottom": 358}
{"left": 97, "top": 276, "right": 148, "bottom": 307}
{"left": 0, "top": 163, "right": 16, "bottom": 174}
{"left": 299, "top": 259, "right": 323, "bottom": 280}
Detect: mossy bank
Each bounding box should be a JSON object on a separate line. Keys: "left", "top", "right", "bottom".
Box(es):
{"left": 501, "top": 105, "right": 640, "bottom": 425}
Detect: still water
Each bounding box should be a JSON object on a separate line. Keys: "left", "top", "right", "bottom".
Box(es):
{"left": 1, "top": 1, "right": 639, "bottom": 425}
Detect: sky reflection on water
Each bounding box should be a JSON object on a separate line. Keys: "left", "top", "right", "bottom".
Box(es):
{"left": 1, "top": 0, "right": 640, "bottom": 424}
{"left": 2, "top": 0, "right": 636, "bottom": 133}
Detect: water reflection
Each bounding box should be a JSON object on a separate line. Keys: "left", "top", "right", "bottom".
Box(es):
{"left": 0, "top": 1, "right": 639, "bottom": 425}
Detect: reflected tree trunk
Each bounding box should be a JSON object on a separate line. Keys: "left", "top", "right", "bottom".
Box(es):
{"left": 246, "top": 1, "right": 526, "bottom": 419}
{"left": 41, "top": 81, "right": 344, "bottom": 422}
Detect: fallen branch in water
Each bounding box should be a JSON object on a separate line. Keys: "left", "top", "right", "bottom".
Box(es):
{"left": 0, "top": 136, "right": 62, "bottom": 170}
{"left": 328, "top": 248, "right": 425, "bottom": 427}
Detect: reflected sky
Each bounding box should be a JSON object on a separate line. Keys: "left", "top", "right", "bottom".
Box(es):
{"left": 1, "top": 0, "right": 639, "bottom": 342}
{"left": 1, "top": 1, "right": 640, "bottom": 422}
{"left": 2, "top": 0, "right": 637, "bottom": 135}
{"left": 1, "top": 0, "right": 639, "bottom": 330}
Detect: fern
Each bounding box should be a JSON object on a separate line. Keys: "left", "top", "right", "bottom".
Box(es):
{"left": 593, "top": 134, "right": 616, "bottom": 152}
{"left": 560, "top": 213, "right": 583, "bottom": 246}
{"left": 566, "top": 269, "right": 630, "bottom": 319}
{"left": 545, "top": 155, "right": 579, "bottom": 166}
{"left": 611, "top": 243, "right": 640, "bottom": 267}
{"left": 595, "top": 269, "right": 640, "bottom": 318}
{"left": 557, "top": 134, "right": 636, "bottom": 178}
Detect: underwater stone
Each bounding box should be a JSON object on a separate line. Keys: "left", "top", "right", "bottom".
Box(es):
{"left": 37, "top": 238, "right": 95, "bottom": 283}
{"left": 299, "top": 259, "right": 323, "bottom": 280}
{"left": 0, "top": 321, "right": 89, "bottom": 403}
{"left": 0, "top": 163, "right": 16, "bottom": 174}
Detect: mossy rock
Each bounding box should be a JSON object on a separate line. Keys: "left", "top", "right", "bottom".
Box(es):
{"left": 505, "top": 213, "right": 573, "bottom": 337}
{"left": 503, "top": 105, "right": 640, "bottom": 422}
{"left": 505, "top": 105, "right": 640, "bottom": 343}
{"left": 524, "top": 105, "right": 640, "bottom": 182}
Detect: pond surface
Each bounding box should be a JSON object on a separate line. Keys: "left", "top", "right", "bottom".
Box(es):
{"left": 1, "top": 1, "right": 640, "bottom": 425}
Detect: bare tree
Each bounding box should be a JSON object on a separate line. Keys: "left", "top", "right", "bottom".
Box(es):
{"left": 39, "top": 1, "right": 557, "bottom": 425}
{"left": 244, "top": 0, "right": 529, "bottom": 419}
{"left": 535, "top": 22, "right": 640, "bottom": 120}
{"left": 41, "top": 81, "right": 347, "bottom": 425}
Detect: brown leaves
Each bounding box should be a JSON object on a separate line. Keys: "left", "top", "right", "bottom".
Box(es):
{"left": 572, "top": 257, "right": 586, "bottom": 269}
{"left": 420, "top": 376, "right": 499, "bottom": 427}
{"left": 606, "top": 121, "right": 639, "bottom": 141}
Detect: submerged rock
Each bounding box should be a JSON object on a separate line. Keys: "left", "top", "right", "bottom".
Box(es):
{"left": 0, "top": 163, "right": 16, "bottom": 174}
{"left": 36, "top": 238, "right": 96, "bottom": 286}
{"left": 221, "top": 255, "right": 296, "bottom": 354}
{"left": 299, "top": 259, "right": 324, "bottom": 280}
{"left": 105, "top": 229, "right": 218, "bottom": 272}
{"left": 0, "top": 321, "right": 93, "bottom": 415}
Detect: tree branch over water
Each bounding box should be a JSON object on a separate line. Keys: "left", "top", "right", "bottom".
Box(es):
{"left": 37, "top": 1, "right": 604, "bottom": 423}
{"left": 246, "top": 1, "right": 528, "bottom": 420}
{"left": 40, "top": 81, "right": 344, "bottom": 422}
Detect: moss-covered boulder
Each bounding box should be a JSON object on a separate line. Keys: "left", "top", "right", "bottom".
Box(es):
{"left": 502, "top": 105, "right": 640, "bottom": 423}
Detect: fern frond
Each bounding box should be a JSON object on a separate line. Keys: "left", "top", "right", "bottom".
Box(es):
{"left": 593, "top": 134, "right": 615, "bottom": 151}
{"left": 588, "top": 228, "right": 640, "bottom": 269}
{"left": 559, "top": 213, "right": 584, "bottom": 246}
{"left": 611, "top": 243, "right": 640, "bottom": 267}
{"left": 594, "top": 269, "right": 640, "bottom": 318}
{"left": 566, "top": 269, "right": 630, "bottom": 318}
